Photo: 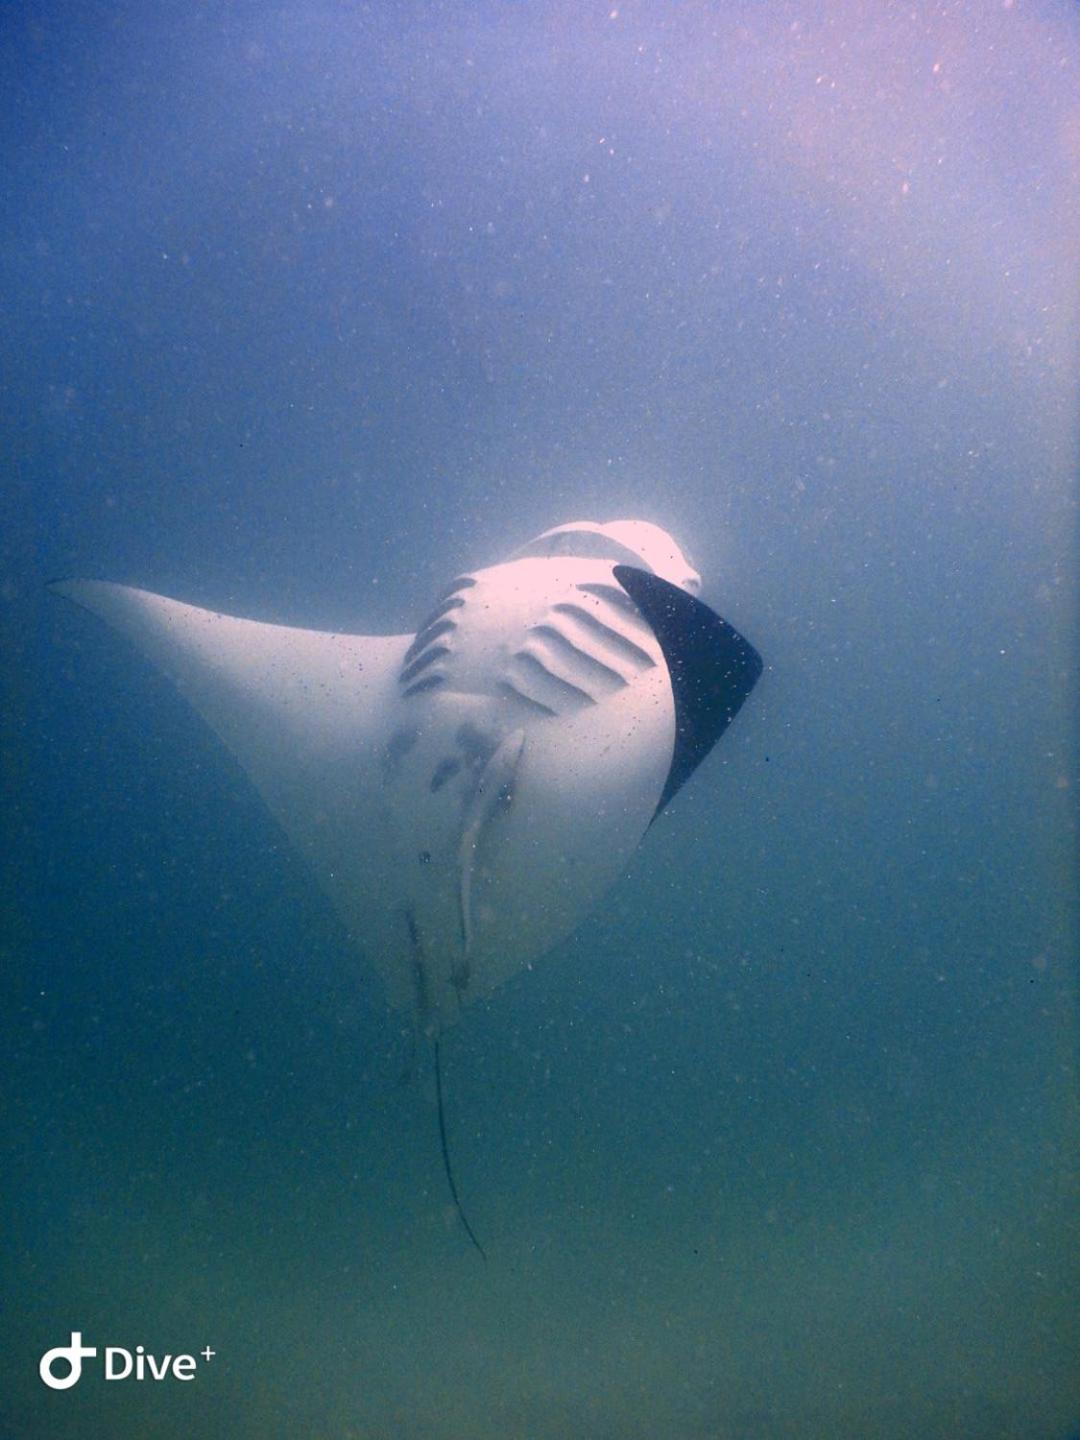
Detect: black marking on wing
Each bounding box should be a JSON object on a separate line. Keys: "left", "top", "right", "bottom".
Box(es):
{"left": 455, "top": 723, "right": 497, "bottom": 769}
{"left": 613, "top": 565, "right": 763, "bottom": 816}
{"left": 382, "top": 726, "right": 419, "bottom": 777}
{"left": 430, "top": 756, "right": 462, "bottom": 792}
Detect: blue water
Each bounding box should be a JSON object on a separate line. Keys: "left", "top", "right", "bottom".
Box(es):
{"left": 3, "top": 3, "right": 1077, "bottom": 1436}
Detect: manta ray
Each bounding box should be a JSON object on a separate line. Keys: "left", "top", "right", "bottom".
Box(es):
{"left": 52, "top": 518, "right": 762, "bottom": 1255}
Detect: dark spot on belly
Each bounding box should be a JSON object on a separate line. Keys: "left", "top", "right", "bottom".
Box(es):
{"left": 430, "top": 757, "right": 461, "bottom": 792}
{"left": 456, "top": 722, "right": 496, "bottom": 770}
{"left": 382, "top": 726, "right": 418, "bottom": 777}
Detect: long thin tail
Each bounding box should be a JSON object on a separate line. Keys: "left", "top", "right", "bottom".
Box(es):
{"left": 433, "top": 1035, "right": 487, "bottom": 1261}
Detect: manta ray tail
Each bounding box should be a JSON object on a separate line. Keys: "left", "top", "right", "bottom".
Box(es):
{"left": 433, "top": 1034, "right": 487, "bottom": 1261}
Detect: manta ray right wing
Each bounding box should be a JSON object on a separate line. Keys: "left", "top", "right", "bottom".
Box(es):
{"left": 612, "top": 565, "right": 764, "bottom": 814}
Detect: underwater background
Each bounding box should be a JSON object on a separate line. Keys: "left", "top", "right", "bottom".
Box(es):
{"left": 2, "top": 2, "right": 1077, "bottom": 1437}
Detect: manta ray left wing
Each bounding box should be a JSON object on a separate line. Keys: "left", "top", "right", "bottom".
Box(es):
{"left": 49, "top": 580, "right": 415, "bottom": 984}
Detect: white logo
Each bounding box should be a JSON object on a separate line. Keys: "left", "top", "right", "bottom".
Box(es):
{"left": 39, "top": 1332, "right": 215, "bottom": 1389}
{"left": 39, "top": 1332, "right": 97, "bottom": 1390}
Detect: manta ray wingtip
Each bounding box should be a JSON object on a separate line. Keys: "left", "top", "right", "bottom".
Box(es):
{"left": 46, "top": 577, "right": 124, "bottom": 613}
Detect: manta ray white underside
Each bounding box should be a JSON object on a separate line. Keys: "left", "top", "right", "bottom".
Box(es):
{"left": 52, "top": 519, "right": 762, "bottom": 1032}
